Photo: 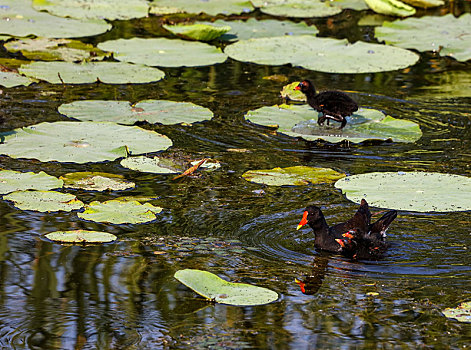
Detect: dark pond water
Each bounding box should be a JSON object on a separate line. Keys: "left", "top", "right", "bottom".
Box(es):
{"left": 1, "top": 3, "right": 471, "bottom": 350}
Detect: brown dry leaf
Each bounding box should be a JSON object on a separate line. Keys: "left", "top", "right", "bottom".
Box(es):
{"left": 172, "top": 158, "right": 208, "bottom": 180}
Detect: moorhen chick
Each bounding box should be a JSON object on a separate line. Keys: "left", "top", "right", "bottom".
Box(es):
{"left": 295, "top": 79, "right": 358, "bottom": 129}
{"left": 296, "top": 199, "right": 397, "bottom": 260}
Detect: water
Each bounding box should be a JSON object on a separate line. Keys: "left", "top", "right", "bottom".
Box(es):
{"left": 1, "top": 5, "right": 471, "bottom": 350}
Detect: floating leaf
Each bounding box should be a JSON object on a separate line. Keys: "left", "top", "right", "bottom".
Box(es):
{"left": 78, "top": 199, "right": 162, "bottom": 224}
{"left": 0, "top": 121, "right": 172, "bottom": 163}
{"left": 190, "top": 159, "right": 221, "bottom": 171}
{"left": 246, "top": 104, "right": 422, "bottom": 143}
{"left": 0, "top": 71, "right": 35, "bottom": 88}
{"left": 401, "top": 0, "right": 443, "bottom": 8}
{"left": 0, "top": 170, "right": 63, "bottom": 194}
{"left": 280, "top": 82, "right": 306, "bottom": 101}
{"left": 442, "top": 301, "right": 471, "bottom": 323}
{"left": 32, "top": 0, "right": 149, "bottom": 20}
{"left": 335, "top": 172, "right": 471, "bottom": 212}
{"left": 225, "top": 35, "right": 419, "bottom": 73}
{"left": 19, "top": 61, "right": 165, "bottom": 84}
{"left": 58, "top": 99, "right": 213, "bottom": 125}
{"left": 120, "top": 156, "right": 179, "bottom": 174}
{"left": 45, "top": 230, "right": 117, "bottom": 243}
{"left": 163, "top": 23, "right": 231, "bottom": 41}
{"left": 375, "top": 14, "right": 471, "bottom": 62}
{"left": 364, "top": 0, "right": 416, "bottom": 17}
{"left": 4, "top": 190, "right": 84, "bottom": 212}
{"left": 251, "top": 0, "right": 342, "bottom": 18}
{"left": 331, "top": 0, "right": 370, "bottom": 10}
{"left": 60, "top": 172, "right": 135, "bottom": 191}
{"left": 149, "top": 0, "right": 254, "bottom": 16}
{"left": 174, "top": 269, "right": 278, "bottom": 306}
{"left": 242, "top": 166, "right": 345, "bottom": 186}
{"left": 98, "top": 38, "right": 227, "bottom": 67}
{"left": 0, "top": 0, "right": 111, "bottom": 38}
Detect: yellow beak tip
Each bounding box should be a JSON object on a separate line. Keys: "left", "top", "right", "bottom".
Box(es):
{"left": 296, "top": 224, "right": 303, "bottom": 230}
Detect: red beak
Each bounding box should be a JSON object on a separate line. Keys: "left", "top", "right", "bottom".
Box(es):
{"left": 294, "top": 85, "right": 301, "bottom": 91}
{"left": 297, "top": 211, "right": 308, "bottom": 230}
{"left": 295, "top": 278, "right": 306, "bottom": 293}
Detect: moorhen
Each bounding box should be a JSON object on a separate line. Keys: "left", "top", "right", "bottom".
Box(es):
{"left": 297, "top": 199, "right": 397, "bottom": 259}
{"left": 295, "top": 79, "right": 358, "bottom": 129}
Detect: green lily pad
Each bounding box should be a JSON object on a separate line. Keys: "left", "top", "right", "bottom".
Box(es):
{"left": 163, "top": 23, "right": 231, "bottom": 41}
{"left": 251, "top": 0, "right": 342, "bottom": 18}
{"left": 98, "top": 38, "right": 227, "bottom": 67}
{"left": 332, "top": 0, "right": 370, "bottom": 10}
{"left": 364, "top": 0, "right": 416, "bottom": 17}
{"left": 225, "top": 35, "right": 419, "bottom": 73}
{"left": 375, "top": 14, "right": 471, "bottom": 62}
{"left": 0, "top": 170, "right": 63, "bottom": 194}
{"left": 4, "top": 38, "right": 109, "bottom": 62}
{"left": 149, "top": 0, "right": 254, "bottom": 16}
{"left": 242, "top": 166, "right": 345, "bottom": 186}
{"left": 60, "top": 172, "right": 135, "bottom": 191}
{"left": 0, "top": 0, "right": 111, "bottom": 38}
{"left": 280, "top": 82, "right": 306, "bottom": 101}
{"left": 204, "top": 19, "right": 318, "bottom": 42}
{"left": 4, "top": 190, "right": 84, "bottom": 212}
{"left": 245, "top": 104, "right": 422, "bottom": 143}
{"left": 32, "top": 0, "right": 149, "bottom": 20}
{"left": 58, "top": 99, "right": 213, "bottom": 125}
{"left": 0, "top": 121, "right": 172, "bottom": 163}
{"left": 78, "top": 199, "right": 163, "bottom": 224}
{"left": 45, "top": 230, "right": 117, "bottom": 243}
{"left": 401, "top": 0, "right": 444, "bottom": 8}
{"left": 442, "top": 301, "right": 471, "bottom": 323}
{"left": 0, "top": 71, "right": 35, "bottom": 88}
{"left": 18, "top": 61, "right": 165, "bottom": 84}
{"left": 335, "top": 172, "right": 471, "bottom": 212}
{"left": 174, "top": 269, "right": 278, "bottom": 306}
{"left": 120, "top": 156, "right": 179, "bottom": 173}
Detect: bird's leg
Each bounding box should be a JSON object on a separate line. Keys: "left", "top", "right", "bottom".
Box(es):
{"left": 317, "top": 114, "right": 327, "bottom": 126}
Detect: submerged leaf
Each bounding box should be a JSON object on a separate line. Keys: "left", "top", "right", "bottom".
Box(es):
{"left": 45, "top": 230, "right": 117, "bottom": 243}
{"left": 4, "top": 190, "right": 84, "bottom": 212}
{"left": 60, "top": 172, "right": 135, "bottom": 191}
{"left": 0, "top": 170, "right": 63, "bottom": 194}
{"left": 163, "top": 23, "right": 231, "bottom": 41}
{"left": 120, "top": 156, "right": 179, "bottom": 174}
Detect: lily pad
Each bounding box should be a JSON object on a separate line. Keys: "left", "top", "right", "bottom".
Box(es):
{"left": 364, "top": 0, "right": 416, "bottom": 17}
{"left": 0, "top": 71, "right": 35, "bottom": 88}
{"left": 0, "top": 170, "right": 63, "bottom": 194}
{"left": 401, "top": 0, "right": 444, "bottom": 8}
{"left": 332, "top": 0, "right": 370, "bottom": 10}
{"left": 224, "top": 35, "right": 419, "bottom": 73}
{"left": 251, "top": 0, "right": 342, "bottom": 18}
{"left": 442, "top": 301, "right": 471, "bottom": 323}
{"left": 58, "top": 99, "right": 213, "bottom": 125}
{"left": 280, "top": 81, "right": 306, "bottom": 101}
{"left": 242, "top": 166, "right": 345, "bottom": 186}
{"left": 78, "top": 199, "right": 163, "bottom": 224}
{"left": 149, "top": 0, "right": 254, "bottom": 16}
{"left": 245, "top": 104, "right": 422, "bottom": 143}
{"left": 45, "top": 230, "right": 117, "bottom": 243}
{"left": 4, "top": 190, "right": 84, "bottom": 212}
{"left": 32, "top": 0, "right": 149, "bottom": 20}
{"left": 120, "top": 156, "right": 179, "bottom": 174}
{"left": 98, "top": 38, "right": 227, "bottom": 67}
{"left": 174, "top": 269, "right": 278, "bottom": 306}
{"left": 60, "top": 172, "right": 135, "bottom": 191}
{"left": 18, "top": 61, "right": 165, "bottom": 84}
{"left": 375, "top": 14, "right": 471, "bottom": 62}
{"left": 0, "top": 0, "right": 111, "bottom": 38}
{"left": 335, "top": 172, "right": 471, "bottom": 212}
{"left": 4, "top": 38, "right": 109, "bottom": 62}
{"left": 0, "top": 121, "right": 172, "bottom": 163}
{"left": 163, "top": 23, "right": 231, "bottom": 41}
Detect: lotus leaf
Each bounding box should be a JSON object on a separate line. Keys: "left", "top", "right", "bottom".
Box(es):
{"left": 98, "top": 38, "right": 227, "bottom": 67}
{"left": 364, "top": 0, "right": 416, "bottom": 17}
{"left": 401, "top": 0, "right": 444, "bottom": 8}
{"left": 4, "top": 38, "right": 109, "bottom": 62}
{"left": 245, "top": 104, "right": 422, "bottom": 143}
{"left": 32, "top": 0, "right": 149, "bottom": 20}
{"left": 19, "top": 61, "right": 165, "bottom": 84}
{"left": 224, "top": 35, "right": 419, "bottom": 73}
{"left": 0, "top": 0, "right": 111, "bottom": 38}
{"left": 335, "top": 172, "right": 471, "bottom": 212}
{"left": 163, "top": 23, "right": 231, "bottom": 41}
{"left": 120, "top": 156, "right": 179, "bottom": 174}
{"left": 45, "top": 230, "right": 117, "bottom": 243}
{"left": 0, "top": 71, "right": 35, "bottom": 88}
{"left": 0, "top": 170, "right": 63, "bottom": 194}
{"left": 205, "top": 19, "right": 318, "bottom": 42}
{"left": 78, "top": 199, "right": 162, "bottom": 224}
{"left": 58, "top": 99, "right": 213, "bottom": 125}
{"left": 242, "top": 166, "right": 345, "bottom": 186}
{"left": 149, "top": 0, "right": 254, "bottom": 16}
{"left": 174, "top": 269, "right": 278, "bottom": 306}
{"left": 280, "top": 82, "right": 306, "bottom": 101}
{"left": 442, "top": 301, "right": 471, "bottom": 323}
{"left": 4, "top": 190, "right": 84, "bottom": 212}
{"left": 0, "top": 121, "right": 172, "bottom": 163}
{"left": 375, "top": 14, "right": 471, "bottom": 62}
{"left": 60, "top": 172, "right": 135, "bottom": 191}
{"left": 251, "top": 0, "right": 342, "bottom": 18}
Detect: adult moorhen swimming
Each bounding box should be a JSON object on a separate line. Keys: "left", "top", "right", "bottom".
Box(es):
{"left": 296, "top": 199, "right": 397, "bottom": 259}
{"left": 295, "top": 79, "right": 358, "bottom": 129}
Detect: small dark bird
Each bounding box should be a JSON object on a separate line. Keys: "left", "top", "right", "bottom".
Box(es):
{"left": 297, "top": 199, "right": 397, "bottom": 260}
{"left": 295, "top": 79, "right": 358, "bottom": 129}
